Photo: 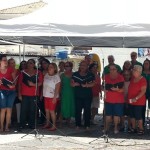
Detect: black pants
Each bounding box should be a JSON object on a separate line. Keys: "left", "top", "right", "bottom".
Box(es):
{"left": 142, "top": 104, "right": 146, "bottom": 125}
{"left": 75, "top": 96, "right": 92, "bottom": 127}
{"left": 20, "top": 96, "right": 37, "bottom": 128}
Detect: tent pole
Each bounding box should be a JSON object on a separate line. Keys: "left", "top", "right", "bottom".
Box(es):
{"left": 23, "top": 44, "right": 25, "bottom": 60}
{"left": 19, "top": 45, "right": 21, "bottom": 63}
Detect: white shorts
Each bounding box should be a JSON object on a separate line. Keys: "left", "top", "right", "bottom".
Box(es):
{"left": 91, "top": 96, "right": 100, "bottom": 108}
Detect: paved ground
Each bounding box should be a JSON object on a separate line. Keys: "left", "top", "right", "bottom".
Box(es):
{"left": 1, "top": 101, "right": 150, "bottom": 150}
{"left": 0, "top": 119, "right": 150, "bottom": 150}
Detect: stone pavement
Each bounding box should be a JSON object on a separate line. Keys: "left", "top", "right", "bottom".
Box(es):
{"left": 1, "top": 101, "right": 150, "bottom": 150}
{"left": 0, "top": 121, "right": 150, "bottom": 150}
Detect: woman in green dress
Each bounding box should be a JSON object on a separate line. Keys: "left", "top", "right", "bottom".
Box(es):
{"left": 61, "top": 61, "right": 75, "bottom": 125}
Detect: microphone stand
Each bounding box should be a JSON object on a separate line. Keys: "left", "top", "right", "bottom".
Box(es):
{"left": 89, "top": 58, "right": 109, "bottom": 144}
{"left": 21, "top": 58, "right": 44, "bottom": 141}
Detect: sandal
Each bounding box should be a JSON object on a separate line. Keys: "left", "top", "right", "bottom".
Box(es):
{"left": 137, "top": 130, "right": 144, "bottom": 135}
{"left": 48, "top": 127, "right": 56, "bottom": 131}
{"left": 5, "top": 128, "right": 10, "bottom": 132}
{"left": 42, "top": 124, "right": 50, "bottom": 129}
{"left": 0, "top": 129, "right": 4, "bottom": 132}
{"left": 128, "top": 128, "right": 137, "bottom": 133}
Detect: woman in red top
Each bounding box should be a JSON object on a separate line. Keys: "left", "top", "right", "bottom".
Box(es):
{"left": 104, "top": 64, "right": 124, "bottom": 134}
{"left": 18, "top": 59, "right": 43, "bottom": 129}
{"left": 8, "top": 58, "right": 20, "bottom": 124}
{"left": 128, "top": 65, "right": 147, "bottom": 135}
{"left": 0, "top": 54, "right": 17, "bottom": 132}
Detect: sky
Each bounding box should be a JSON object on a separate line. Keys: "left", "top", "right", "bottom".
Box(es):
{"left": 0, "top": 0, "right": 150, "bottom": 25}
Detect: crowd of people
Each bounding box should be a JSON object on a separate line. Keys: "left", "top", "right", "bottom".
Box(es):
{"left": 0, "top": 51, "right": 149, "bottom": 136}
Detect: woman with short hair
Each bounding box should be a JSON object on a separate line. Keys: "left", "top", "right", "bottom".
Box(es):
{"left": 128, "top": 65, "right": 147, "bottom": 135}
{"left": 0, "top": 54, "right": 17, "bottom": 132}
{"left": 61, "top": 61, "right": 75, "bottom": 125}
{"left": 104, "top": 64, "right": 124, "bottom": 134}
{"left": 43, "top": 63, "right": 61, "bottom": 131}
{"left": 18, "top": 59, "right": 43, "bottom": 129}
{"left": 8, "top": 58, "right": 20, "bottom": 124}
{"left": 71, "top": 61, "right": 95, "bottom": 130}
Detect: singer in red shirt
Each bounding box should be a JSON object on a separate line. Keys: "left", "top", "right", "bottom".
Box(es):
{"left": 104, "top": 64, "right": 124, "bottom": 134}
{"left": 128, "top": 65, "right": 147, "bottom": 135}
{"left": 0, "top": 54, "right": 17, "bottom": 132}
{"left": 18, "top": 59, "right": 43, "bottom": 129}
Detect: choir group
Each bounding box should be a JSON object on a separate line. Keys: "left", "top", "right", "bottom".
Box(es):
{"left": 0, "top": 52, "right": 149, "bottom": 135}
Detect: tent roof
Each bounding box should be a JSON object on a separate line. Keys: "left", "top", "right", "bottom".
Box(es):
{"left": 0, "top": 36, "right": 150, "bottom": 48}
{"left": 0, "top": 0, "right": 150, "bottom": 47}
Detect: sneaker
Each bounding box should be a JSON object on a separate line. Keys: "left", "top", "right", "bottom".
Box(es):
{"left": 137, "top": 130, "right": 144, "bottom": 135}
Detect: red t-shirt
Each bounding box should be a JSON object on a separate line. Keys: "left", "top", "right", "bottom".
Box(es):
{"left": 92, "top": 75, "right": 101, "bottom": 97}
{"left": 0, "top": 67, "right": 15, "bottom": 90}
{"left": 128, "top": 77, "right": 147, "bottom": 106}
{"left": 105, "top": 74, "right": 124, "bottom": 103}
{"left": 18, "top": 69, "right": 43, "bottom": 96}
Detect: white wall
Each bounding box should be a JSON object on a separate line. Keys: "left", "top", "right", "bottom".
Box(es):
{"left": 91, "top": 47, "right": 139, "bottom": 72}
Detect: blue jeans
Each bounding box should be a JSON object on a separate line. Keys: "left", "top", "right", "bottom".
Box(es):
{"left": 105, "top": 102, "right": 124, "bottom": 117}
{"left": 0, "top": 90, "right": 16, "bottom": 108}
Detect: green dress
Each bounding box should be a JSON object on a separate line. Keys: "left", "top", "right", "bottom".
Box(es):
{"left": 61, "top": 73, "right": 75, "bottom": 118}
{"left": 142, "top": 72, "right": 150, "bottom": 108}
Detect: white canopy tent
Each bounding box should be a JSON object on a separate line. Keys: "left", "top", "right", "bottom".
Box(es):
{"left": 0, "top": 0, "right": 150, "bottom": 47}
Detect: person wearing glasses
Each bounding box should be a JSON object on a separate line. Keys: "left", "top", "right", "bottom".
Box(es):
{"left": 61, "top": 62, "right": 75, "bottom": 126}
{"left": 71, "top": 61, "right": 95, "bottom": 130}
{"left": 18, "top": 59, "right": 43, "bottom": 129}
{"left": 43, "top": 63, "right": 61, "bottom": 131}
{"left": 8, "top": 58, "right": 20, "bottom": 125}
{"left": 0, "top": 54, "right": 17, "bottom": 132}
{"left": 104, "top": 64, "right": 124, "bottom": 134}
{"left": 128, "top": 65, "right": 147, "bottom": 135}
{"left": 130, "top": 52, "right": 142, "bottom": 69}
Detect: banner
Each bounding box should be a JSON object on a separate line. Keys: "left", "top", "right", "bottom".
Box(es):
{"left": 138, "top": 48, "right": 150, "bottom": 57}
